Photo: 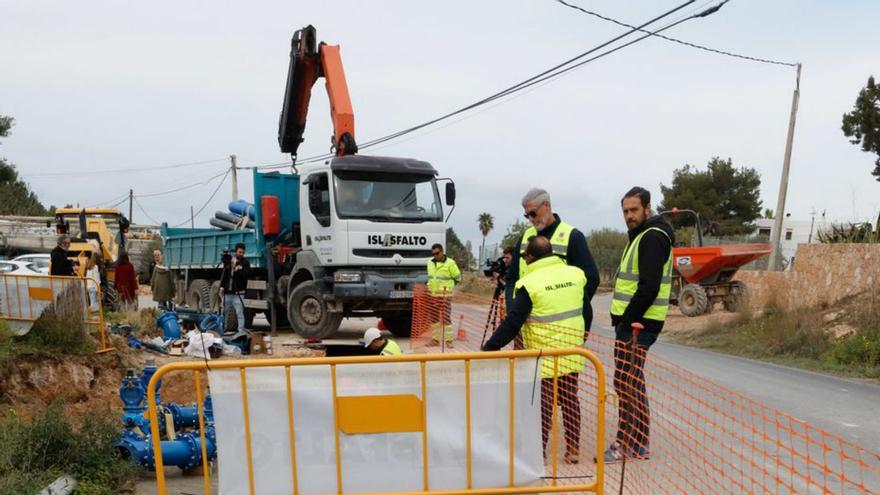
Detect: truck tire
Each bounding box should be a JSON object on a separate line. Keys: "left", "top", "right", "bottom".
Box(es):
{"left": 186, "top": 279, "right": 212, "bottom": 311}
{"left": 224, "top": 302, "right": 256, "bottom": 333}
{"left": 287, "top": 281, "right": 342, "bottom": 339}
{"left": 209, "top": 281, "right": 221, "bottom": 311}
{"left": 380, "top": 312, "right": 413, "bottom": 338}
{"left": 723, "top": 281, "right": 751, "bottom": 312}
{"left": 678, "top": 284, "right": 708, "bottom": 317}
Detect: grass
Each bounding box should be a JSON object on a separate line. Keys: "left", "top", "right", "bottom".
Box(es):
{"left": 0, "top": 403, "right": 140, "bottom": 495}
{"left": 674, "top": 303, "right": 880, "bottom": 380}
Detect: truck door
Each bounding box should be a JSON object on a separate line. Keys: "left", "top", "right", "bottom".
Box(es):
{"left": 303, "top": 172, "right": 335, "bottom": 263}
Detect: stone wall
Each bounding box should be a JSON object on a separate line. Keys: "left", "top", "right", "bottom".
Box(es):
{"left": 735, "top": 243, "right": 880, "bottom": 310}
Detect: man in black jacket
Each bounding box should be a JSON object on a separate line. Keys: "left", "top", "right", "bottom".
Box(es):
{"left": 604, "top": 186, "right": 674, "bottom": 464}
{"left": 49, "top": 235, "right": 75, "bottom": 276}
{"left": 219, "top": 243, "right": 250, "bottom": 331}
{"left": 505, "top": 188, "right": 600, "bottom": 329}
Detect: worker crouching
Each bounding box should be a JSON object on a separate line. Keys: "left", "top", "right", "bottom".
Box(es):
{"left": 363, "top": 327, "right": 402, "bottom": 356}
{"left": 482, "top": 235, "right": 588, "bottom": 465}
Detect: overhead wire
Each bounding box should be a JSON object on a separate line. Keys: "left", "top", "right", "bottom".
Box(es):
{"left": 23, "top": 157, "right": 229, "bottom": 179}
{"left": 170, "top": 169, "right": 231, "bottom": 228}
{"left": 552, "top": 0, "right": 797, "bottom": 67}
{"left": 280, "top": 0, "right": 729, "bottom": 166}
{"left": 133, "top": 196, "right": 162, "bottom": 226}
{"left": 134, "top": 170, "right": 229, "bottom": 199}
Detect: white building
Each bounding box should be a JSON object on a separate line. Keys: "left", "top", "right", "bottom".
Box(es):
{"left": 753, "top": 216, "right": 836, "bottom": 264}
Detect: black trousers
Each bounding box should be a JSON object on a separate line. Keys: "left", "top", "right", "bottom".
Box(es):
{"left": 613, "top": 331, "right": 657, "bottom": 452}
{"left": 540, "top": 372, "right": 580, "bottom": 454}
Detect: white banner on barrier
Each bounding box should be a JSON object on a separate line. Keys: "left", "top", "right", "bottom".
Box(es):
{"left": 209, "top": 357, "right": 545, "bottom": 495}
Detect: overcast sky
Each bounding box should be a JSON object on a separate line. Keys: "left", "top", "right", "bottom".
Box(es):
{"left": 2, "top": 0, "right": 878, "bottom": 253}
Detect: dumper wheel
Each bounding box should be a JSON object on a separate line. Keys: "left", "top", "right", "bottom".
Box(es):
{"left": 679, "top": 284, "right": 708, "bottom": 317}
{"left": 186, "top": 279, "right": 212, "bottom": 311}
{"left": 288, "top": 281, "right": 342, "bottom": 339}
{"left": 380, "top": 312, "right": 413, "bottom": 338}
{"left": 723, "top": 281, "right": 751, "bottom": 312}
{"left": 209, "top": 281, "right": 221, "bottom": 311}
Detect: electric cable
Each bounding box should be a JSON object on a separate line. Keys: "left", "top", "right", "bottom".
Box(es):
{"left": 552, "top": 0, "right": 797, "bottom": 67}
{"left": 170, "top": 169, "right": 231, "bottom": 228}
{"left": 23, "top": 157, "right": 228, "bottom": 179}
{"left": 135, "top": 170, "right": 229, "bottom": 199}
{"left": 133, "top": 196, "right": 162, "bottom": 225}
{"left": 283, "top": 0, "right": 727, "bottom": 165}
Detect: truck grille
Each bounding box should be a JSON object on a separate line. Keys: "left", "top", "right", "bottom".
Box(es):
{"left": 352, "top": 249, "right": 432, "bottom": 259}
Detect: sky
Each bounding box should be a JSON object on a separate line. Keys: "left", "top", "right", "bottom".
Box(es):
{"left": 2, "top": 0, "right": 879, "bottom": 253}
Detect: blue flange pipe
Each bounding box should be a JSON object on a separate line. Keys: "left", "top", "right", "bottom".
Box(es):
{"left": 117, "top": 428, "right": 217, "bottom": 471}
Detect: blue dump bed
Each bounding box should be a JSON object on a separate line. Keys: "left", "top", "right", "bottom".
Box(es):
{"left": 161, "top": 170, "right": 300, "bottom": 270}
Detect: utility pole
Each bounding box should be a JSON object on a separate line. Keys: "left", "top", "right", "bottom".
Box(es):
{"left": 128, "top": 189, "right": 133, "bottom": 223}
{"left": 768, "top": 63, "right": 801, "bottom": 271}
{"left": 230, "top": 154, "right": 239, "bottom": 201}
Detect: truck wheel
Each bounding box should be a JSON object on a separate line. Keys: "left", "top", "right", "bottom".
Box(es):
{"left": 209, "top": 281, "right": 221, "bottom": 311}
{"left": 723, "top": 281, "right": 751, "bottom": 312}
{"left": 380, "top": 312, "right": 413, "bottom": 338}
{"left": 678, "top": 284, "right": 708, "bottom": 317}
{"left": 186, "top": 279, "right": 212, "bottom": 310}
{"left": 287, "top": 281, "right": 342, "bottom": 339}
{"left": 223, "top": 304, "right": 255, "bottom": 332}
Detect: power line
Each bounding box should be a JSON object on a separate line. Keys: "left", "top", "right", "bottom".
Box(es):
{"left": 134, "top": 170, "right": 228, "bottom": 198}
{"left": 170, "top": 169, "right": 231, "bottom": 228}
{"left": 22, "top": 157, "right": 228, "bottom": 179}
{"left": 552, "top": 0, "right": 797, "bottom": 67}
{"left": 133, "top": 196, "right": 161, "bottom": 225}
{"left": 285, "top": 0, "right": 725, "bottom": 164}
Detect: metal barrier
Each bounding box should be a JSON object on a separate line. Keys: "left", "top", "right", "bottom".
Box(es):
{"left": 0, "top": 274, "right": 112, "bottom": 353}
{"left": 147, "top": 348, "right": 606, "bottom": 495}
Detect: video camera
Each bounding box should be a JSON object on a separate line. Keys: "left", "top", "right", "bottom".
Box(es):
{"left": 221, "top": 249, "right": 233, "bottom": 266}
{"left": 482, "top": 257, "right": 507, "bottom": 279}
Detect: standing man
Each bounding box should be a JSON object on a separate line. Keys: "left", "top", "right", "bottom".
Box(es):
{"left": 426, "top": 243, "right": 461, "bottom": 346}
{"left": 220, "top": 243, "right": 251, "bottom": 331}
{"left": 482, "top": 236, "right": 587, "bottom": 464}
{"left": 49, "top": 235, "right": 74, "bottom": 276}
{"left": 506, "top": 188, "right": 600, "bottom": 330}
{"left": 604, "top": 186, "right": 674, "bottom": 463}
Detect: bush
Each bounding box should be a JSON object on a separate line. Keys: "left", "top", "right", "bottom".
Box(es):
{"left": 587, "top": 228, "right": 628, "bottom": 287}
{"left": 0, "top": 403, "right": 139, "bottom": 494}
{"left": 823, "top": 325, "right": 880, "bottom": 370}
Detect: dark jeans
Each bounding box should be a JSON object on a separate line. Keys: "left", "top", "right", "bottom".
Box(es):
{"left": 541, "top": 372, "right": 580, "bottom": 454}
{"left": 613, "top": 328, "right": 658, "bottom": 452}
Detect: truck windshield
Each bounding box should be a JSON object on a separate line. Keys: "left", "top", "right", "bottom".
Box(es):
{"left": 333, "top": 172, "right": 442, "bottom": 222}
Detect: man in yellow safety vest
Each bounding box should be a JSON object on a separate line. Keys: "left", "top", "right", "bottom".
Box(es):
{"left": 426, "top": 243, "right": 461, "bottom": 346}
{"left": 604, "top": 186, "right": 674, "bottom": 464}
{"left": 482, "top": 235, "right": 588, "bottom": 465}
{"left": 363, "top": 327, "right": 402, "bottom": 356}
{"left": 505, "top": 188, "right": 599, "bottom": 331}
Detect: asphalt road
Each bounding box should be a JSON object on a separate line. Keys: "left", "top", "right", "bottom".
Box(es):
{"left": 588, "top": 293, "right": 880, "bottom": 451}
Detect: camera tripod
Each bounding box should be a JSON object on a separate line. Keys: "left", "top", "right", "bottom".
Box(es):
{"left": 480, "top": 283, "right": 505, "bottom": 347}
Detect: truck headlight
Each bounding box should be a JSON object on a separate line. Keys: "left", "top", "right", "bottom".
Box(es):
{"left": 334, "top": 271, "right": 363, "bottom": 283}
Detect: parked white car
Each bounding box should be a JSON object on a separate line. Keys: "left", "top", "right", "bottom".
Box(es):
{"left": 0, "top": 260, "right": 44, "bottom": 276}
{"left": 12, "top": 254, "right": 50, "bottom": 274}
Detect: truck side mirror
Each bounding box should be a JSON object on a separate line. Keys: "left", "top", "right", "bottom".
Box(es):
{"left": 445, "top": 182, "right": 456, "bottom": 206}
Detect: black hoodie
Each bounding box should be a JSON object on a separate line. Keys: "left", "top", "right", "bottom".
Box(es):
{"left": 610, "top": 215, "right": 675, "bottom": 335}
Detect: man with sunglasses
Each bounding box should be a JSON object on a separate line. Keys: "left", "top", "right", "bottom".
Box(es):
{"left": 426, "top": 243, "right": 461, "bottom": 346}
{"left": 505, "top": 188, "right": 599, "bottom": 330}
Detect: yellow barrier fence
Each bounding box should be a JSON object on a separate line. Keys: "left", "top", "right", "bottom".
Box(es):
{"left": 147, "top": 348, "right": 606, "bottom": 495}
{"left": 0, "top": 273, "right": 112, "bottom": 353}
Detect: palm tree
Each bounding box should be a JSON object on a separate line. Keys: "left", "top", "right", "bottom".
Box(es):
{"left": 477, "top": 212, "right": 495, "bottom": 266}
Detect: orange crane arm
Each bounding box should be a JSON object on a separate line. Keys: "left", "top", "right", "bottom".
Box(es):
{"left": 278, "top": 25, "right": 358, "bottom": 158}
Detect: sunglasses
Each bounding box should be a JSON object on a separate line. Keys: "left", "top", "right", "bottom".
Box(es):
{"left": 523, "top": 210, "right": 539, "bottom": 219}
{"left": 431, "top": 251, "right": 442, "bottom": 256}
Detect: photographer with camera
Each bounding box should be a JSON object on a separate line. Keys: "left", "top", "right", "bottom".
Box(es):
{"left": 219, "top": 243, "right": 251, "bottom": 331}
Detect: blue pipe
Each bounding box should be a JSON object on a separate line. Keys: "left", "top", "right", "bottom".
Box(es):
{"left": 117, "top": 428, "right": 217, "bottom": 471}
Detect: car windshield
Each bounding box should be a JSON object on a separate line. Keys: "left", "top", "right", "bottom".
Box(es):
{"left": 333, "top": 172, "right": 442, "bottom": 222}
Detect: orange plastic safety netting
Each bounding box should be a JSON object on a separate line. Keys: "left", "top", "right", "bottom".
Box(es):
{"left": 410, "top": 285, "right": 880, "bottom": 494}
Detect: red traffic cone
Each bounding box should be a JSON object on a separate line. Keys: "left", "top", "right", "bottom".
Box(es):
{"left": 456, "top": 315, "right": 466, "bottom": 341}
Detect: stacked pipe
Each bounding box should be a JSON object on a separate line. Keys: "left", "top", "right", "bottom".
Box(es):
{"left": 115, "top": 360, "right": 217, "bottom": 472}
{"left": 209, "top": 200, "right": 256, "bottom": 231}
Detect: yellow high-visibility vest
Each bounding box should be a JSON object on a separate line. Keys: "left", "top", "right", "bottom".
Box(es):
{"left": 610, "top": 227, "right": 673, "bottom": 321}
{"left": 381, "top": 340, "right": 403, "bottom": 356}
{"left": 514, "top": 256, "right": 586, "bottom": 378}
{"left": 427, "top": 257, "right": 460, "bottom": 297}
{"left": 518, "top": 221, "right": 574, "bottom": 276}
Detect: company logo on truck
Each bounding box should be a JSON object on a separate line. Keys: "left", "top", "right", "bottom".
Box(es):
{"left": 367, "top": 234, "right": 428, "bottom": 247}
